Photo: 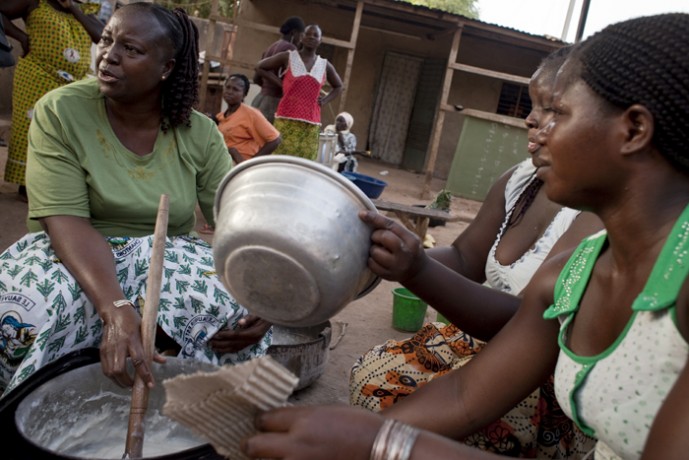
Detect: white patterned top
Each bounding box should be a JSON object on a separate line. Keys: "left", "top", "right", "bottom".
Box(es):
{"left": 485, "top": 159, "right": 580, "bottom": 294}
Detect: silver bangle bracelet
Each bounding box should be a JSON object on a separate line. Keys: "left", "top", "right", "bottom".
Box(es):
{"left": 370, "top": 418, "right": 421, "bottom": 460}
{"left": 370, "top": 418, "right": 396, "bottom": 460}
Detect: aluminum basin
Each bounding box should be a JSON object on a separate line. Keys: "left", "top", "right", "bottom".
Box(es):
{"left": 213, "top": 156, "right": 380, "bottom": 327}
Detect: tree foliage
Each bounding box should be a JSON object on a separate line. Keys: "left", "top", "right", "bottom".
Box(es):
{"left": 403, "top": 0, "right": 478, "bottom": 18}
{"left": 158, "top": 0, "right": 235, "bottom": 20}
{"left": 160, "top": 0, "right": 478, "bottom": 20}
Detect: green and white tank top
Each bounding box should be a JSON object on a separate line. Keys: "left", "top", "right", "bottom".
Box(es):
{"left": 544, "top": 205, "right": 689, "bottom": 460}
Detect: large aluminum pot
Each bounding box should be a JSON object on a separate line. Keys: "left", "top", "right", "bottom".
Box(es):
{"left": 267, "top": 321, "right": 332, "bottom": 391}
{"left": 213, "top": 155, "right": 380, "bottom": 327}
{"left": 12, "top": 353, "right": 221, "bottom": 460}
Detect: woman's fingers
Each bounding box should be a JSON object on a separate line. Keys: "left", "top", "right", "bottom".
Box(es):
{"left": 99, "top": 318, "right": 156, "bottom": 388}
{"left": 359, "top": 210, "right": 423, "bottom": 281}
{"left": 241, "top": 432, "right": 296, "bottom": 459}
{"left": 209, "top": 319, "right": 272, "bottom": 353}
{"left": 360, "top": 211, "right": 420, "bottom": 252}
{"left": 131, "top": 353, "right": 155, "bottom": 388}
{"left": 242, "top": 406, "right": 384, "bottom": 459}
{"left": 100, "top": 343, "right": 134, "bottom": 387}
{"left": 256, "top": 406, "right": 311, "bottom": 432}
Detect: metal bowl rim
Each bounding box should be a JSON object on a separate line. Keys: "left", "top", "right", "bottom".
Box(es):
{"left": 213, "top": 155, "right": 377, "bottom": 219}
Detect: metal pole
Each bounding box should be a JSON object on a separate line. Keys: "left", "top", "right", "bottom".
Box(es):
{"left": 575, "top": 0, "right": 592, "bottom": 43}
{"left": 561, "top": 0, "right": 577, "bottom": 41}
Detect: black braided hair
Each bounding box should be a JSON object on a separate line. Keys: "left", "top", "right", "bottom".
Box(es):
{"left": 124, "top": 2, "right": 200, "bottom": 132}
{"left": 574, "top": 13, "right": 689, "bottom": 171}
{"left": 503, "top": 175, "right": 543, "bottom": 235}
{"left": 228, "top": 73, "right": 251, "bottom": 97}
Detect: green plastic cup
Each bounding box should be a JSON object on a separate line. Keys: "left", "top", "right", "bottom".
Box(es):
{"left": 391, "top": 287, "right": 428, "bottom": 332}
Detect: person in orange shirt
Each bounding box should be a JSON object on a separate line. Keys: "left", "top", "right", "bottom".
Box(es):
{"left": 216, "top": 73, "right": 281, "bottom": 165}
{"left": 200, "top": 73, "right": 282, "bottom": 234}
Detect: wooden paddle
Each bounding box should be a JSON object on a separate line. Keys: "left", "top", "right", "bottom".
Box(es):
{"left": 123, "top": 194, "right": 169, "bottom": 459}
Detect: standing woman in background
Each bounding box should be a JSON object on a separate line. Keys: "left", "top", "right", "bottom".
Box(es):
{"left": 251, "top": 16, "right": 305, "bottom": 123}
{"left": 0, "top": 0, "right": 103, "bottom": 200}
{"left": 257, "top": 24, "right": 343, "bottom": 161}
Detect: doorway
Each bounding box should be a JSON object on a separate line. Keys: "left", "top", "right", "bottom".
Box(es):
{"left": 368, "top": 52, "right": 423, "bottom": 165}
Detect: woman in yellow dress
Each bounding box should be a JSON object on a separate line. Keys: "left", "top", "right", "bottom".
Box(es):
{"left": 1, "top": 0, "right": 102, "bottom": 199}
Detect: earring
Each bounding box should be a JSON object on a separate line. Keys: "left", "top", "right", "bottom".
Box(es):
{"left": 162, "top": 76, "right": 167, "bottom": 80}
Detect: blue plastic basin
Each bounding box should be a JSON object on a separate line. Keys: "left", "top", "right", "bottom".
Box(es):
{"left": 341, "top": 171, "right": 387, "bottom": 199}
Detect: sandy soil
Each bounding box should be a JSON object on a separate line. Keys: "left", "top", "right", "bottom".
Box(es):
{"left": 0, "top": 144, "right": 481, "bottom": 405}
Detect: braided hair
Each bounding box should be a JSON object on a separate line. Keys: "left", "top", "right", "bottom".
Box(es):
{"left": 574, "top": 13, "right": 689, "bottom": 171}
{"left": 125, "top": 2, "right": 200, "bottom": 132}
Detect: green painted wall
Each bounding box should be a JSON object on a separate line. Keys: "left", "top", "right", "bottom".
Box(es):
{"left": 446, "top": 116, "right": 528, "bottom": 201}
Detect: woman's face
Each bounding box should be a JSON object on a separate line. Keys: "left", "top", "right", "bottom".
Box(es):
{"left": 301, "top": 26, "right": 322, "bottom": 49}
{"left": 524, "top": 68, "right": 555, "bottom": 160}
{"left": 96, "top": 10, "right": 176, "bottom": 103}
{"left": 537, "top": 63, "right": 624, "bottom": 209}
{"left": 223, "top": 77, "right": 246, "bottom": 106}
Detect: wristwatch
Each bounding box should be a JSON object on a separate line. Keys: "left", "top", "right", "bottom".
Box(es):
{"left": 113, "top": 299, "right": 134, "bottom": 308}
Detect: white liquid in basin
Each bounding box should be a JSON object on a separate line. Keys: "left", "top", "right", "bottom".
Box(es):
{"left": 18, "top": 381, "right": 207, "bottom": 459}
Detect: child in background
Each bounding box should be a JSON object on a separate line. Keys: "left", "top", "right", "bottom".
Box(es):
{"left": 216, "top": 73, "right": 281, "bottom": 165}
{"left": 325, "top": 112, "right": 357, "bottom": 172}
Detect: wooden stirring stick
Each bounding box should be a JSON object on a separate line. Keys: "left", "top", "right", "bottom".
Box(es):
{"left": 124, "top": 194, "right": 169, "bottom": 459}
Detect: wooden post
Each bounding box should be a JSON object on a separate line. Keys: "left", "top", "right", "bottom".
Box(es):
{"left": 198, "top": 0, "right": 220, "bottom": 111}
{"left": 421, "top": 26, "right": 462, "bottom": 199}
{"left": 124, "top": 195, "right": 169, "bottom": 459}
{"left": 338, "top": 0, "right": 363, "bottom": 113}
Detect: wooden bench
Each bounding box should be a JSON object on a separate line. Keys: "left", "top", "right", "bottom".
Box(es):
{"left": 371, "top": 199, "right": 459, "bottom": 239}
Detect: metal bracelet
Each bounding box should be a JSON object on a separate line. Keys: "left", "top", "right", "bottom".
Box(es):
{"left": 113, "top": 299, "right": 133, "bottom": 308}
{"left": 370, "top": 418, "right": 395, "bottom": 460}
{"left": 387, "top": 420, "right": 420, "bottom": 460}
{"left": 369, "top": 419, "right": 420, "bottom": 460}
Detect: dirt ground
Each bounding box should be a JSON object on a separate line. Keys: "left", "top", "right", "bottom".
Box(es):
{"left": 0, "top": 142, "right": 481, "bottom": 405}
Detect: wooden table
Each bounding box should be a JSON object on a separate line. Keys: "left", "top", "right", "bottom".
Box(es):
{"left": 372, "top": 199, "right": 458, "bottom": 239}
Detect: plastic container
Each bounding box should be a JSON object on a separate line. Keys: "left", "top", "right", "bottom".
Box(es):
{"left": 391, "top": 287, "right": 428, "bottom": 332}
{"left": 341, "top": 171, "right": 388, "bottom": 199}
{"left": 317, "top": 132, "right": 337, "bottom": 166}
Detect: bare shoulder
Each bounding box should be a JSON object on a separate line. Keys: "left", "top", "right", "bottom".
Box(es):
{"left": 545, "top": 211, "right": 603, "bottom": 260}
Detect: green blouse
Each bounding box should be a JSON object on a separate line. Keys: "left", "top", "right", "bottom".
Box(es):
{"left": 26, "top": 78, "right": 231, "bottom": 237}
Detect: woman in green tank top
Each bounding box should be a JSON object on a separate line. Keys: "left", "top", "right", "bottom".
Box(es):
{"left": 239, "top": 13, "right": 689, "bottom": 460}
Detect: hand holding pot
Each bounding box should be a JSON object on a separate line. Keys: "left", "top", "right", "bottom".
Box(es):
{"left": 359, "top": 210, "right": 426, "bottom": 284}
